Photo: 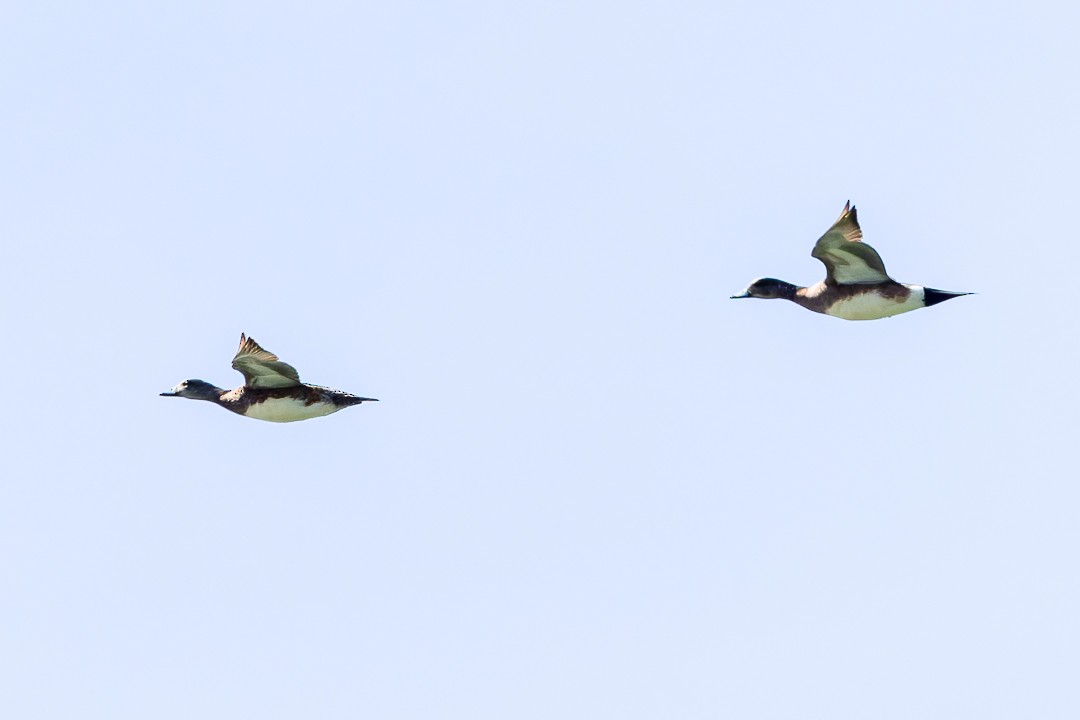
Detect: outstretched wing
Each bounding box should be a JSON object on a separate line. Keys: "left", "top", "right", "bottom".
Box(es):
{"left": 810, "top": 201, "right": 891, "bottom": 285}
{"left": 231, "top": 333, "right": 302, "bottom": 388}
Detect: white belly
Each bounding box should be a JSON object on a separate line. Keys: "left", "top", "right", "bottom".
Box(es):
{"left": 243, "top": 396, "right": 340, "bottom": 423}
{"left": 826, "top": 286, "right": 925, "bottom": 321}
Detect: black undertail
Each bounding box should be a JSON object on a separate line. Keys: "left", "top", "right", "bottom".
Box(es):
{"left": 923, "top": 287, "right": 971, "bottom": 307}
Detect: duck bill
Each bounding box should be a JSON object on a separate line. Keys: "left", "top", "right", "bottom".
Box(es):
{"left": 729, "top": 290, "right": 751, "bottom": 299}
{"left": 159, "top": 391, "right": 179, "bottom": 397}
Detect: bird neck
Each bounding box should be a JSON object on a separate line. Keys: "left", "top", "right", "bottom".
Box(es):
{"left": 773, "top": 280, "right": 803, "bottom": 300}
{"left": 189, "top": 383, "right": 227, "bottom": 402}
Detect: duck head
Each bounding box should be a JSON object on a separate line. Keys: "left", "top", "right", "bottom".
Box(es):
{"left": 160, "top": 379, "right": 223, "bottom": 401}
{"left": 730, "top": 277, "right": 799, "bottom": 300}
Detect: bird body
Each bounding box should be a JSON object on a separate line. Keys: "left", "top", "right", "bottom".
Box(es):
{"left": 799, "top": 281, "right": 927, "bottom": 320}
{"left": 731, "top": 203, "right": 970, "bottom": 320}
{"left": 161, "top": 335, "right": 377, "bottom": 423}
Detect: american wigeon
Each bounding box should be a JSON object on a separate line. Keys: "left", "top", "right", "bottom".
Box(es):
{"left": 731, "top": 202, "right": 970, "bottom": 320}
{"left": 161, "top": 334, "right": 378, "bottom": 422}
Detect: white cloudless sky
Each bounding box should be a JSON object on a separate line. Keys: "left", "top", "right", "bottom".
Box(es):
{"left": 2, "top": 1, "right": 1080, "bottom": 718}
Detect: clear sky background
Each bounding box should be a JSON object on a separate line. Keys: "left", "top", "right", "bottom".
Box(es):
{"left": 2, "top": 1, "right": 1079, "bottom": 718}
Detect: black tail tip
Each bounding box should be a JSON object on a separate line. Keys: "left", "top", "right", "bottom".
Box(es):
{"left": 923, "top": 288, "right": 972, "bottom": 307}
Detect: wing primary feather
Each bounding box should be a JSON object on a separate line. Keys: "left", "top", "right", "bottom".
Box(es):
{"left": 231, "top": 333, "right": 302, "bottom": 388}
{"left": 810, "top": 202, "right": 889, "bottom": 285}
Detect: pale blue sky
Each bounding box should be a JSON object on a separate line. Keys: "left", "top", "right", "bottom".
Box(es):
{"left": 2, "top": 1, "right": 1079, "bottom": 718}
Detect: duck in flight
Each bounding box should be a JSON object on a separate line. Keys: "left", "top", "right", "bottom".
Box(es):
{"left": 161, "top": 334, "right": 378, "bottom": 422}
{"left": 731, "top": 202, "right": 970, "bottom": 320}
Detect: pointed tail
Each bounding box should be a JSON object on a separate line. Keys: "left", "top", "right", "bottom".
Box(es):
{"left": 923, "top": 288, "right": 973, "bottom": 307}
